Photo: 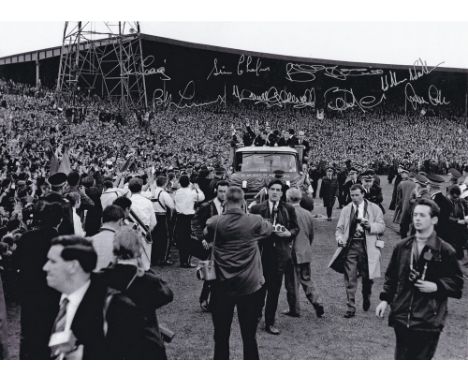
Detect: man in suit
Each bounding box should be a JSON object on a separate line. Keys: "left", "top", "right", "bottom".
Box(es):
{"left": 427, "top": 173, "right": 452, "bottom": 243}
{"left": 343, "top": 168, "right": 359, "bottom": 205}
{"left": 333, "top": 184, "right": 385, "bottom": 318}
{"left": 319, "top": 166, "right": 339, "bottom": 221}
{"left": 361, "top": 170, "right": 385, "bottom": 214}
{"left": 394, "top": 167, "right": 414, "bottom": 224}
{"left": 283, "top": 188, "right": 324, "bottom": 318}
{"left": 191, "top": 180, "right": 229, "bottom": 311}
{"left": 250, "top": 179, "right": 299, "bottom": 335}
{"left": 15, "top": 201, "right": 62, "bottom": 359}
{"left": 43, "top": 235, "right": 145, "bottom": 360}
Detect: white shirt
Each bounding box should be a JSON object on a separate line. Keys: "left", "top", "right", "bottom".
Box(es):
{"left": 143, "top": 186, "right": 175, "bottom": 214}
{"left": 60, "top": 279, "right": 91, "bottom": 332}
{"left": 130, "top": 193, "right": 157, "bottom": 230}
{"left": 100, "top": 188, "right": 126, "bottom": 210}
{"left": 213, "top": 197, "right": 223, "bottom": 215}
{"left": 352, "top": 200, "right": 365, "bottom": 219}
{"left": 174, "top": 187, "right": 205, "bottom": 215}
{"left": 72, "top": 208, "right": 85, "bottom": 237}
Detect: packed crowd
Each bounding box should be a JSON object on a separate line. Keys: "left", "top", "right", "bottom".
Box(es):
{"left": 0, "top": 78, "right": 466, "bottom": 360}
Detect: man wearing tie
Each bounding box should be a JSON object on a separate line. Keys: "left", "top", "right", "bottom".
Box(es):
{"left": 43, "top": 235, "right": 145, "bottom": 359}
{"left": 250, "top": 179, "right": 299, "bottom": 335}
{"left": 334, "top": 184, "right": 385, "bottom": 318}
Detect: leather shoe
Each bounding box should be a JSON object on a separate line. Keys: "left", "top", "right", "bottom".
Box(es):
{"left": 281, "top": 310, "right": 300, "bottom": 318}
{"left": 343, "top": 311, "right": 355, "bottom": 318}
{"left": 265, "top": 325, "right": 280, "bottom": 335}
{"left": 313, "top": 303, "right": 325, "bottom": 318}
{"left": 363, "top": 298, "right": 371, "bottom": 312}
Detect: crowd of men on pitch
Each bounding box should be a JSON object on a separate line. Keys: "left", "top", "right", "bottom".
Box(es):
{"left": 0, "top": 158, "right": 466, "bottom": 360}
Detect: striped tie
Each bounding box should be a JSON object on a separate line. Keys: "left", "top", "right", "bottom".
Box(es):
{"left": 52, "top": 297, "right": 69, "bottom": 334}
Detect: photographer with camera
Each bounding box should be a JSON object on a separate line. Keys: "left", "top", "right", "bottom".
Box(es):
{"left": 250, "top": 179, "right": 299, "bottom": 335}
{"left": 376, "top": 199, "right": 463, "bottom": 359}
{"left": 331, "top": 184, "right": 385, "bottom": 318}
{"left": 204, "top": 186, "right": 272, "bottom": 359}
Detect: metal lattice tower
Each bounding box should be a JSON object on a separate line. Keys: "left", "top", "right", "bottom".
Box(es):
{"left": 56, "top": 21, "right": 148, "bottom": 110}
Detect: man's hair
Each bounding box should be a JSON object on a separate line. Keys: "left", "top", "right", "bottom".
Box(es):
{"left": 128, "top": 178, "right": 143, "bottom": 193}
{"left": 448, "top": 184, "right": 461, "bottom": 197}
{"left": 179, "top": 175, "right": 190, "bottom": 188}
{"left": 103, "top": 179, "right": 114, "bottom": 189}
{"left": 286, "top": 187, "right": 302, "bottom": 203}
{"left": 67, "top": 171, "right": 81, "bottom": 187}
{"left": 113, "top": 227, "right": 141, "bottom": 260}
{"left": 113, "top": 196, "right": 132, "bottom": 210}
{"left": 226, "top": 186, "right": 245, "bottom": 205}
{"left": 350, "top": 184, "right": 365, "bottom": 194}
{"left": 51, "top": 235, "right": 96, "bottom": 273}
{"left": 102, "top": 205, "right": 125, "bottom": 223}
{"left": 156, "top": 175, "right": 167, "bottom": 188}
{"left": 215, "top": 180, "right": 230, "bottom": 190}
{"left": 66, "top": 191, "right": 81, "bottom": 208}
{"left": 414, "top": 198, "right": 440, "bottom": 218}
{"left": 268, "top": 179, "right": 284, "bottom": 190}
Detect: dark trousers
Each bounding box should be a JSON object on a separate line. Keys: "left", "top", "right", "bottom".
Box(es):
{"left": 200, "top": 280, "right": 213, "bottom": 304}
{"left": 175, "top": 214, "right": 193, "bottom": 265}
{"left": 151, "top": 213, "right": 170, "bottom": 265}
{"left": 259, "top": 255, "right": 284, "bottom": 327}
{"left": 284, "top": 260, "right": 322, "bottom": 315}
{"left": 324, "top": 197, "right": 335, "bottom": 218}
{"left": 210, "top": 286, "right": 262, "bottom": 360}
{"left": 394, "top": 325, "right": 441, "bottom": 360}
{"left": 343, "top": 239, "right": 373, "bottom": 312}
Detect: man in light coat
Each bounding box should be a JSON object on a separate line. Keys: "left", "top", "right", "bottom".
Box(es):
{"left": 283, "top": 188, "right": 324, "bottom": 318}
{"left": 331, "top": 184, "right": 385, "bottom": 318}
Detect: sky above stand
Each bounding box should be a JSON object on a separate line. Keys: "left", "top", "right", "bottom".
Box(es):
{"left": 1, "top": 1, "right": 467, "bottom": 69}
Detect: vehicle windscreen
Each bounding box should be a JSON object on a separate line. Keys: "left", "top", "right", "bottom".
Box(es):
{"left": 237, "top": 153, "right": 297, "bottom": 172}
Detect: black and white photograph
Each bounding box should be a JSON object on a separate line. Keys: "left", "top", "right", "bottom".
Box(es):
{"left": 0, "top": 0, "right": 467, "bottom": 372}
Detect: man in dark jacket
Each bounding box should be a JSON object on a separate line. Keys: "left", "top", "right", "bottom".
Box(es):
{"left": 191, "top": 180, "right": 229, "bottom": 311}
{"left": 205, "top": 186, "right": 272, "bottom": 359}
{"left": 319, "top": 166, "right": 339, "bottom": 221}
{"left": 43, "top": 235, "right": 146, "bottom": 360}
{"left": 250, "top": 179, "right": 299, "bottom": 335}
{"left": 15, "top": 201, "right": 62, "bottom": 359}
{"left": 376, "top": 199, "right": 463, "bottom": 360}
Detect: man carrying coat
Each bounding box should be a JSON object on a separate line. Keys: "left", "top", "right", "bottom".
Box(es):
{"left": 331, "top": 184, "right": 385, "bottom": 318}
{"left": 250, "top": 179, "right": 299, "bottom": 335}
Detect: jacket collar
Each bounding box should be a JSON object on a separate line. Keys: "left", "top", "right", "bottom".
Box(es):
{"left": 404, "top": 231, "right": 442, "bottom": 260}
{"left": 223, "top": 207, "right": 245, "bottom": 215}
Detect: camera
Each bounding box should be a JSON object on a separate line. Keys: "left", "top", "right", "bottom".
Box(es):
{"left": 273, "top": 224, "right": 286, "bottom": 233}
{"left": 196, "top": 260, "right": 216, "bottom": 281}
{"left": 408, "top": 269, "right": 421, "bottom": 283}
